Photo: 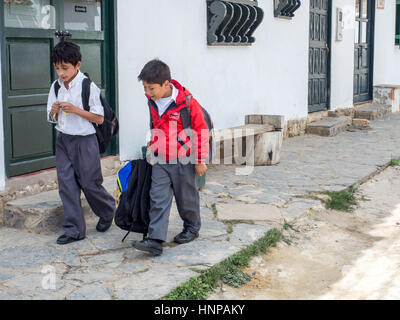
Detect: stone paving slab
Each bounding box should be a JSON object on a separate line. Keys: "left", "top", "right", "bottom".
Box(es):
{"left": 1, "top": 113, "right": 400, "bottom": 300}
{"left": 307, "top": 116, "right": 351, "bottom": 128}
{"left": 306, "top": 116, "right": 352, "bottom": 137}
{"left": 355, "top": 104, "right": 392, "bottom": 120}
{"left": 3, "top": 176, "right": 116, "bottom": 234}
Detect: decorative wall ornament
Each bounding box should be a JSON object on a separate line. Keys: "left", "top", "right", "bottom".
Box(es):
{"left": 274, "top": 0, "right": 301, "bottom": 19}
{"left": 207, "top": 0, "right": 264, "bottom": 46}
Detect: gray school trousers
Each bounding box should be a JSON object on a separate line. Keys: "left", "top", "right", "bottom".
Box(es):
{"left": 148, "top": 162, "right": 201, "bottom": 242}
{"left": 56, "top": 133, "right": 115, "bottom": 239}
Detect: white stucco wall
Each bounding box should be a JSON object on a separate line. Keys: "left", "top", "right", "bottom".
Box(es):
{"left": 374, "top": 0, "right": 400, "bottom": 85}
{"left": 117, "top": 0, "right": 309, "bottom": 160}
{"left": 330, "top": 0, "right": 356, "bottom": 110}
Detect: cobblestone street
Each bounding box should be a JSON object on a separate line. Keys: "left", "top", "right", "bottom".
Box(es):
{"left": 1, "top": 114, "right": 400, "bottom": 300}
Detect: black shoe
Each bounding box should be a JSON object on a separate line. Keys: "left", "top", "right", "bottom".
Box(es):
{"left": 174, "top": 229, "right": 199, "bottom": 244}
{"left": 57, "top": 234, "right": 85, "bottom": 245}
{"left": 132, "top": 238, "right": 163, "bottom": 256}
{"left": 96, "top": 218, "right": 113, "bottom": 232}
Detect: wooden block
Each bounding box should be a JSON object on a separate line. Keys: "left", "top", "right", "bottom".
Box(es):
{"left": 245, "top": 115, "right": 263, "bottom": 125}
{"left": 261, "top": 115, "right": 284, "bottom": 129}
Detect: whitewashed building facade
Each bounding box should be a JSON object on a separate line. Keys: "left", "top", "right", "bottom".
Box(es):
{"left": 0, "top": 0, "right": 399, "bottom": 189}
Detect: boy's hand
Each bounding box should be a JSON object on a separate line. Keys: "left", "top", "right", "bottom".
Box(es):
{"left": 195, "top": 163, "right": 207, "bottom": 177}
{"left": 59, "top": 102, "right": 78, "bottom": 114}
{"left": 50, "top": 102, "right": 61, "bottom": 117}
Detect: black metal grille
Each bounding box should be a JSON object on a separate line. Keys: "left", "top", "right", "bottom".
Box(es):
{"left": 207, "top": 0, "right": 264, "bottom": 46}
{"left": 274, "top": 0, "right": 301, "bottom": 19}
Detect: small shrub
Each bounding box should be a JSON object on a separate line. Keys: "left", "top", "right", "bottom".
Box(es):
{"left": 324, "top": 187, "right": 357, "bottom": 212}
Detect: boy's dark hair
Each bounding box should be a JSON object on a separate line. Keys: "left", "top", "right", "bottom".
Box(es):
{"left": 51, "top": 41, "right": 82, "bottom": 66}
{"left": 138, "top": 59, "right": 171, "bottom": 85}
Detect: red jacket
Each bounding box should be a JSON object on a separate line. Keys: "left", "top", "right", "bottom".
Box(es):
{"left": 147, "top": 80, "right": 210, "bottom": 163}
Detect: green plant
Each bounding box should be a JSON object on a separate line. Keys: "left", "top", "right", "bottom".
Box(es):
{"left": 211, "top": 203, "right": 218, "bottom": 217}
{"left": 221, "top": 267, "right": 251, "bottom": 288}
{"left": 390, "top": 158, "right": 400, "bottom": 166}
{"left": 324, "top": 186, "right": 357, "bottom": 212}
{"left": 282, "top": 237, "right": 292, "bottom": 245}
{"left": 162, "top": 228, "right": 282, "bottom": 300}
{"left": 283, "top": 220, "right": 298, "bottom": 232}
{"left": 222, "top": 220, "right": 255, "bottom": 234}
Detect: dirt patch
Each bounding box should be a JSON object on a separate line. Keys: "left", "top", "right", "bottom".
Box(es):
{"left": 209, "top": 166, "right": 400, "bottom": 300}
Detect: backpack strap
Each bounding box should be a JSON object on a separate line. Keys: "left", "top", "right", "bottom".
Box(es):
{"left": 81, "top": 77, "right": 91, "bottom": 112}
{"left": 54, "top": 81, "right": 61, "bottom": 98}
{"left": 180, "top": 94, "right": 193, "bottom": 130}
{"left": 148, "top": 101, "right": 154, "bottom": 129}
{"left": 185, "top": 94, "right": 193, "bottom": 117}
{"left": 81, "top": 72, "right": 92, "bottom": 112}
{"left": 83, "top": 72, "right": 91, "bottom": 80}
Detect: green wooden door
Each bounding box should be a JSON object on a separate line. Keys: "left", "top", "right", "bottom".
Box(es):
{"left": 1, "top": 0, "right": 116, "bottom": 177}
{"left": 308, "top": 0, "right": 331, "bottom": 113}
{"left": 354, "top": 0, "right": 375, "bottom": 103}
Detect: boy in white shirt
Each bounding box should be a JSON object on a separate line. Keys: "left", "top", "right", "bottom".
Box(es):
{"left": 47, "top": 41, "right": 115, "bottom": 245}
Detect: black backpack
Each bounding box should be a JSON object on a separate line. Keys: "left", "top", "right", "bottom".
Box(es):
{"left": 179, "top": 94, "right": 216, "bottom": 163}
{"left": 114, "top": 159, "right": 152, "bottom": 242}
{"left": 54, "top": 73, "right": 119, "bottom": 153}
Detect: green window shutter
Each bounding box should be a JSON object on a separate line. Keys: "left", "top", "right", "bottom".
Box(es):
{"left": 396, "top": 1, "right": 400, "bottom": 45}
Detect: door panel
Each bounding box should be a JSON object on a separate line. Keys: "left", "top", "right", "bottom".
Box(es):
{"left": 9, "top": 40, "right": 51, "bottom": 91}
{"left": 77, "top": 41, "right": 103, "bottom": 87}
{"left": 320, "top": 80, "right": 327, "bottom": 104}
{"left": 360, "top": 74, "right": 369, "bottom": 94}
{"left": 4, "top": 34, "right": 56, "bottom": 177}
{"left": 11, "top": 107, "right": 53, "bottom": 158}
{"left": 308, "top": 0, "right": 331, "bottom": 113}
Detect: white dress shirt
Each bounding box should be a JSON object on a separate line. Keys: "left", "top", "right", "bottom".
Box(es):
{"left": 47, "top": 71, "right": 104, "bottom": 136}
{"left": 155, "top": 83, "right": 179, "bottom": 117}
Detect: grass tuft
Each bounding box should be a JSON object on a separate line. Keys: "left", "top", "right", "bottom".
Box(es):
{"left": 324, "top": 186, "right": 357, "bottom": 212}
{"left": 283, "top": 220, "right": 299, "bottom": 232}
{"left": 390, "top": 158, "right": 400, "bottom": 166}
{"left": 162, "top": 228, "right": 282, "bottom": 300}
{"left": 211, "top": 203, "right": 218, "bottom": 217}
{"left": 221, "top": 267, "right": 251, "bottom": 288}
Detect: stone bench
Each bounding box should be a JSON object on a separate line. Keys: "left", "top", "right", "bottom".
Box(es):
{"left": 213, "top": 115, "right": 284, "bottom": 166}
{"left": 374, "top": 84, "right": 400, "bottom": 113}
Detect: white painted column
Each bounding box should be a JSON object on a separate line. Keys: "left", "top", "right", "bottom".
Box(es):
{"left": 330, "top": 0, "right": 356, "bottom": 110}
{"left": 374, "top": 0, "right": 400, "bottom": 85}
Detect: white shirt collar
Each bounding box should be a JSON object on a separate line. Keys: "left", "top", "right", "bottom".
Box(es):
{"left": 58, "top": 70, "right": 84, "bottom": 89}
{"left": 171, "top": 83, "right": 179, "bottom": 102}
{"left": 155, "top": 83, "right": 179, "bottom": 116}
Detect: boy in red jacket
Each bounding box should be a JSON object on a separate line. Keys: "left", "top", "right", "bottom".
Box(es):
{"left": 133, "top": 59, "right": 210, "bottom": 255}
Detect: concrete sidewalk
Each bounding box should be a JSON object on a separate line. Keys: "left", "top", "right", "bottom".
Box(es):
{"left": 1, "top": 114, "right": 400, "bottom": 300}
